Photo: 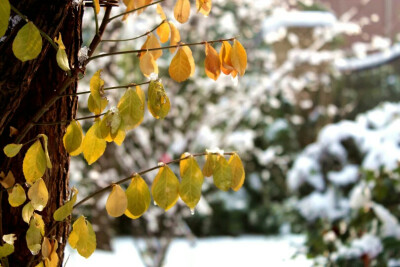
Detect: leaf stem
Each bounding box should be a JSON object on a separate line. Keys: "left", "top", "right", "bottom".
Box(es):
{"left": 88, "top": 37, "right": 236, "bottom": 62}
{"left": 101, "top": 20, "right": 166, "bottom": 42}
{"left": 93, "top": 6, "right": 100, "bottom": 36}
{"left": 59, "top": 81, "right": 150, "bottom": 97}
{"left": 107, "top": 0, "right": 165, "bottom": 22}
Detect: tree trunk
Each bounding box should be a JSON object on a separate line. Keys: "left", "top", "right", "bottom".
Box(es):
{"left": 0, "top": 0, "right": 82, "bottom": 266}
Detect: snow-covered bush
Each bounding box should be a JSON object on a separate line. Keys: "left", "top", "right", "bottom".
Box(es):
{"left": 288, "top": 102, "right": 400, "bottom": 265}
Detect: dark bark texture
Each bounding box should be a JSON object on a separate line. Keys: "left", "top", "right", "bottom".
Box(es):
{"left": 0, "top": 0, "right": 82, "bottom": 266}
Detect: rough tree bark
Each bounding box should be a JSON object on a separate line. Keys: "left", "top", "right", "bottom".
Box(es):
{"left": 0, "top": 0, "right": 82, "bottom": 266}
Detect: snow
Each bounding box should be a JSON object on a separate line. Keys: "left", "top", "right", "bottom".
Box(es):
{"left": 66, "top": 235, "right": 311, "bottom": 267}
{"left": 336, "top": 234, "right": 383, "bottom": 260}
{"left": 327, "top": 165, "right": 359, "bottom": 186}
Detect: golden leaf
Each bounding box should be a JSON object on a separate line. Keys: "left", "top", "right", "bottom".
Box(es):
{"left": 3, "top": 143, "right": 22, "bottom": 158}
{"left": 140, "top": 33, "right": 162, "bottom": 60}
{"left": 151, "top": 165, "right": 180, "bottom": 211}
{"left": 88, "top": 70, "right": 108, "bottom": 115}
{"left": 22, "top": 202, "right": 35, "bottom": 224}
{"left": 8, "top": 183, "right": 26, "bottom": 207}
{"left": 147, "top": 80, "right": 170, "bottom": 119}
{"left": 0, "top": 171, "right": 15, "bottom": 188}
{"left": 82, "top": 121, "right": 107, "bottom": 165}
{"left": 117, "top": 86, "right": 145, "bottom": 130}
{"left": 219, "top": 41, "right": 235, "bottom": 75}
{"left": 168, "top": 21, "right": 181, "bottom": 53}
{"left": 63, "top": 120, "right": 83, "bottom": 156}
{"left": 68, "top": 216, "right": 96, "bottom": 258}
{"left": 106, "top": 184, "right": 128, "bottom": 217}
{"left": 213, "top": 156, "right": 233, "bottom": 191}
{"left": 204, "top": 43, "right": 221, "bottom": 80}
{"left": 157, "top": 21, "right": 170, "bottom": 43}
{"left": 12, "top": 22, "right": 42, "bottom": 62}
{"left": 94, "top": 0, "right": 100, "bottom": 14}
{"left": 28, "top": 178, "right": 48, "bottom": 211}
{"left": 156, "top": 4, "right": 166, "bottom": 20}
{"left": 169, "top": 47, "right": 192, "bottom": 82}
{"left": 228, "top": 153, "right": 245, "bottom": 191}
{"left": 174, "top": 0, "right": 191, "bottom": 24}
{"left": 23, "top": 140, "right": 46, "bottom": 185}
{"left": 196, "top": 0, "right": 212, "bottom": 16}
{"left": 140, "top": 51, "right": 159, "bottom": 77}
{"left": 179, "top": 155, "right": 204, "bottom": 209}
{"left": 231, "top": 39, "right": 247, "bottom": 76}
{"left": 203, "top": 153, "right": 218, "bottom": 177}
{"left": 126, "top": 175, "right": 151, "bottom": 218}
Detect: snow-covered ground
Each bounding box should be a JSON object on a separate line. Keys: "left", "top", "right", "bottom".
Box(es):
{"left": 66, "top": 235, "right": 311, "bottom": 267}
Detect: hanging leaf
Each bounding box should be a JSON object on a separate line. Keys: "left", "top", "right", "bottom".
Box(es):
{"left": 219, "top": 41, "right": 235, "bottom": 75}
{"left": 0, "top": 243, "right": 14, "bottom": 259}
{"left": 82, "top": 121, "right": 107, "bottom": 165}
{"left": 174, "top": 0, "right": 190, "bottom": 24}
{"left": 140, "top": 33, "right": 162, "bottom": 60}
{"left": 151, "top": 165, "right": 180, "bottom": 211}
{"left": 63, "top": 120, "right": 83, "bottom": 156}
{"left": 22, "top": 202, "right": 35, "bottom": 224}
{"left": 117, "top": 86, "right": 145, "bottom": 130}
{"left": 26, "top": 215, "right": 43, "bottom": 255}
{"left": 122, "top": 0, "right": 150, "bottom": 20}
{"left": 204, "top": 42, "right": 221, "bottom": 81}
{"left": 45, "top": 239, "right": 59, "bottom": 267}
{"left": 53, "top": 187, "right": 78, "bottom": 221}
{"left": 228, "top": 153, "right": 245, "bottom": 191}
{"left": 88, "top": 70, "right": 108, "bottom": 115}
{"left": 99, "top": 109, "right": 122, "bottom": 139}
{"left": 169, "top": 47, "right": 192, "bottom": 82}
{"left": 54, "top": 33, "right": 70, "bottom": 71}
{"left": 41, "top": 237, "right": 52, "bottom": 260}
{"left": 68, "top": 216, "right": 96, "bottom": 258}
{"left": 156, "top": 21, "right": 170, "bottom": 43}
{"left": 231, "top": 39, "right": 247, "bottom": 76}
{"left": 196, "top": 0, "right": 212, "bottom": 16}
{"left": 139, "top": 51, "right": 158, "bottom": 77}
{"left": 183, "top": 45, "right": 195, "bottom": 76}
{"left": 94, "top": 0, "right": 100, "bottom": 14}
{"left": 12, "top": 22, "right": 42, "bottom": 62}
{"left": 147, "top": 79, "right": 170, "bottom": 119}
{"left": 0, "top": 171, "right": 15, "bottom": 189}
{"left": 106, "top": 184, "right": 127, "bottom": 217}
{"left": 23, "top": 140, "right": 46, "bottom": 185}
{"left": 213, "top": 156, "right": 233, "bottom": 191}
{"left": 8, "top": 184, "right": 26, "bottom": 207}
{"left": 0, "top": 0, "right": 10, "bottom": 38}
{"left": 28, "top": 178, "right": 49, "bottom": 211}
{"left": 203, "top": 153, "right": 217, "bottom": 177}
{"left": 168, "top": 21, "right": 181, "bottom": 53}
{"left": 156, "top": 4, "right": 166, "bottom": 20}
{"left": 38, "top": 134, "right": 52, "bottom": 169}
{"left": 125, "top": 175, "right": 151, "bottom": 218}
{"left": 179, "top": 155, "right": 204, "bottom": 209}
{"left": 3, "top": 143, "right": 22, "bottom": 158}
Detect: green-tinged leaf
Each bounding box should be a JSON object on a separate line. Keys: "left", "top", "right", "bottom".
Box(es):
{"left": 203, "top": 153, "right": 218, "bottom": 177}
{"left": 26, "top": 215, "right": 43, "bottom": 255}
{"left": 90, "top": 69, "right": 104, "bottom": 96}
{"left": 117, "top": 86, "right": 145, "bottom": 130}
{"left": 23, "top": 140, "right": 46, "bottom": 185}
{"left": 88, "top": 70, "right": 108, "bottom": 115}
{"left": 53, "top": 187, "right": 78, "bottom": 221}
{"left": 32, "top": 213, "right": 45, "bottom": 236}
{"left": 0, "top": 243, "right": 13, "bottom": 258}
{"left": 12, "top": 22, "right": 42, "bottom": 62}
{"left": 88, "top": 94, "right": 108, "bottom": 115}
{"left": 0, "top": 171, "right": 15, "bottom": 188}
{"left": 38, "top": 134, "right": 52, "bottom": 169}
{"left": 106, "top": 184, "right": 127, "bottom": 217}
{"left": 56, "top": 48, "right": 70, "bottom": 71}
{"left": 82, "top": 121, "right": 107, "bottom": 165}
{"left": 213, "top": 156, "right": 232, "bottom": 191}
{"left": 99, "top": 109, "right": 122, "bottom": 139}
{"left": 179, "top": 155, "right": 204, "bottom": 209}
{"left": 8, "top": 184, "right": 26, "bottom": 207}
{"left": 126, "top": 175, "right": 151, "bottom": 218}
{"left": 28, "top": 178, "right": 48, "bottom": 211}
{"left": 22, "top": 202, "right": 35, "bottom": 224}
{"left": 228, "top": 153, "right": 245, "bottom": 191}
{"left": 63, "top": 120, "right": 83, "bottom": 156}
{"left": 147, "top": 80, "right": 170, "bottom": 119}
{"left": 0, "top": 0, "right": 10, "bottom": 38}
{"left": 3, "top": 143, "right": 22, "bottom": 157}
{"left": 151, "top": 165, "right": 180, "bottom": 211}
{"left": 68, "top": 216, "right": 96, "bottom": 258}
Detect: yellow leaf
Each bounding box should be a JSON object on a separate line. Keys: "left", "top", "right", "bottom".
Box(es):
{"left": 23, "top": 140, "right": 46, "bottom": 185}
{"left": 53, "top": 187, "right": 78, "bottom": 221}
{"left": 33, "top": 213, "right": 45, "bottom": 236}
{"left": 140, "top": 33, "right": 162, "bottom": 60}
{"left": 0, "top": 0, "right": 10, "bottom": 38}
{"left": 179, "top": 155, "right": 204, "bottom": 209}
{"left": 111, "top": 128, "right": 126, "bottom": 146}
{"left": 94, "top": 0, "right": 100, "bottom": 14}
{"left": 174, "top": 0, "right": 191, "bottom": 24}
{"left": 88, "top": 94, "right": 108, "bottom": 116}
{"left": 203, "top": 153, "right": 217, "bottom": 177}
{"left": 106, "top": 184, "right": 127, "bottom": 217}
{"left": 12, "top": 22, "right": 42, "bottom": 62}
{"left": 54, "top": 33, "right": 70, "bottom": 71}
{"left": 231, "top": 39, "right": 247, "bottom": 76}
{"left": 219, "top": 41, "right": 235, "bottom": 75}
{"left": 63, "top": 120, "right": 83, "bottom": 156}
{"left": 147, "top": 80, "right": 170, "bottom": 119}
{"left": 117, "top": 86, "right": 145, "bottom": 130}
{"left": 139, "top": 51, "right": 158, "bottom": 77}
{"left": 0, "top": 243, "right": 13, "bottom": 259}
{"left": 82, "top": 121, "right": 107, "bottom": 165}
{"left": 213, "top": 156, "right": 232, "bottom": 191}
{"left": 156, "top": 4, "right": 166, "bottom": 20}
{"left": 168, "top": 21, "right": 181, "bottom": 53}
{"left": 22, "top": 202, "right": 35, "bottom": 224}
{"left": 0, "top": 171, "right": 15, "bottom": 188}
{"left": 151, "top": 165, "right": 180, "bottom": 211}
{"left": 169, "top": 47, "right": 192, "bottom": 82}
{"left": 196, "top": 0, "right": 212, "bottom": 16}
{"left": 28, "top": 178, "right": 48, "bottom": 211}
{"left": 182, "top": 45, "right": 195, "bottom": 76}
{"left": 8, "top": 183, "right": 26, "bottom": 207}
{"left": 3, "top": 143, "right": 22, "bottom": 158}
{"left": 48, "top": 240, "right": 59, "bottom": 267}
{"left": 68, "top": 216, "right": 96, "bottom": 258}
{"left": 38, "top": 134, "right": 52, "bottom": 169}
{"left": 41, "top": 237, "right": 51, "bottom": 259}
{"left": 26, "top": 215, "right": 43, "bottom": 255}
{"left": 88, "top": 70, "right": 108, "bottom": 115}
{"left": 156, "top": 21, "right": 170, "bottom": 43}
{"left": 126, "top": 175, "right": 151, "bottom": 218}
{"left": 99, "top": 109, "right": 122, "bottom": 139}
{"left": 228, "top": 153, "right": 245, "bottom": 191}
{"left": 204, "top": 43, "right": 221, "bottom": 80}
{"left": 179, "top": 152, "right": 191, "bottom": 177}
{"left": 90, "top": 69, "right": 105, "bottom": 100}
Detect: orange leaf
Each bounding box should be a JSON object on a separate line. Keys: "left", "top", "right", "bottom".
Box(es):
{"left": 196, "top": 0, "right": 212, "bottom": 16}
{"left": 139, "top": 33, "right": 162, "bottom": 60}
{"left": 204, "top": 43, "right": 221, "bottom": 80}
{"left": 219, "top": 41, "right": 235, "bottom": 75}
{"left": 169, "top": 21, "right": 181, "bottom": 53}
{"left": 231, "top": 39, "right": 247, "bottom": 76}
{"left": 156, "top": 21, "right": 170, "bottom": 43}
{"left": 169, "top": 47, "right": 192, "bottom": 82}
{"left": 140, "top": 51, "right": 158, "bottom": 77}
{"left": 156, "top": 4, "right": 166, "bottom": 20}
{"left": 182, "top": 45, "right": 195, "bottom": 77}
{"left": 94, "top": 0, "right": 100, "bottom": 14}
{"left": 174, "top": 0, "right": 191, "bottom": 24}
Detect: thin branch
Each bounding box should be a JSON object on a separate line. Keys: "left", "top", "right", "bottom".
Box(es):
{"left": 59, "top": 81, "right": 151, "bottom": 97}
{"left": 101, "top": 19, "right": 166, "bottom": 42}
{"left": 107, "top": 0, "right": 165, "bottom": 22}
{"left": 34, "top": 113, "right": 106, "bottom": 126}
{"left": 88, "top": 6, "right": 112, "bottom": 58}
{"left": 88, "top": 37, "right": 236, "bottom": 62}
{"left": 73, "top": 152, "right": 235, "bottom": 209}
